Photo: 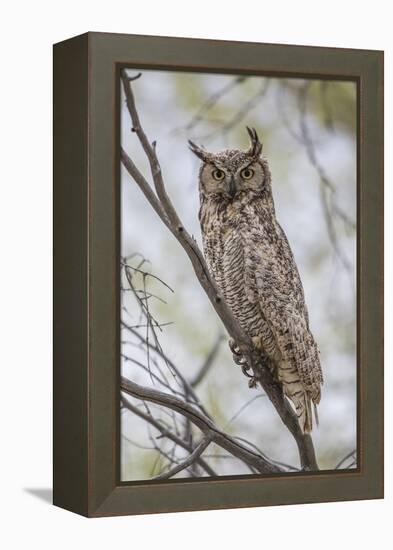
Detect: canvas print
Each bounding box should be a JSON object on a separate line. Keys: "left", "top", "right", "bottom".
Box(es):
{"left": 119, "top": 68, "right": 357, "bottom": 481}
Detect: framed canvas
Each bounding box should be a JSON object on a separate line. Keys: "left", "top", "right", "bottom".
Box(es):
{"left": 53, "top": 32, "right": 384, "bottom": 517}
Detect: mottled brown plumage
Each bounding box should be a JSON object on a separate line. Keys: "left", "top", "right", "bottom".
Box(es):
{"left": 189, "top": 128, "right": 323, "bottom": 433}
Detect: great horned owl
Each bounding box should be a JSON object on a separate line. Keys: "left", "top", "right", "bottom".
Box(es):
{"left": 189, "top": 128, "right": 323, "bottom": 433}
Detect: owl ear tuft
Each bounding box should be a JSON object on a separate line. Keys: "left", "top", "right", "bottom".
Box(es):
{"left": 188, "top": 140, "right": 212, "bottom": 163}
{"left": 246, "top": 127, "right": 263, "bottom": 158}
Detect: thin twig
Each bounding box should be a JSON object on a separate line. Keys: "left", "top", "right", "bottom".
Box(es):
{"left": 297, "top": 82, "right": 353, "bottom": 272}
{"left": 335, "top": 449, "right": 357, "bottom": 469}
{"left": 121, "top": 377, "right": 283, "bottom": 474}
{"left": 180, "top": 76, "right": 247, "bottom": 133}
{"left": 191, "top": 334, "right": 225, "bottom": 387}
{"left": 121, "top": 320, "right": 212, "bottom": 419}
{"left": 121, "top": 395, "right": 217, "bottom": 476}
{"left": 120, "top": 377, "right": 283, "bottom": 474}
{"left": 121, "top": 260, "right": 174, "bottom": 293}
{"left": 196, "top": 80, "right": 270, "bottom": 141}
{"left": 224, "top": 394, "right": 266, "bottom": 429}
{"left": 319, "top": 81, "right": 335, "bottom": 131}
{"left": 153, "top": 437, "right": 212, "bottom": 480}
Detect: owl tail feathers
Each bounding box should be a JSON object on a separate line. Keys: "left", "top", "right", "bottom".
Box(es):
{"left": 313, "top": 401, "right": 320, "bottom": 428}
{"left": 299, "top": 395, "right": 319, "bottom": 434}
{"left": 300, "top": 396, "right": 313, "bottom": 434}
{"left": 289, "top": 392, "right": 317, "bottom": 434}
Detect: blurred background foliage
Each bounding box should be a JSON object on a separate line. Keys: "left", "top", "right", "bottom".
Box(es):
{"left": 120, "top": 70, "right": 357, "bottom": 480}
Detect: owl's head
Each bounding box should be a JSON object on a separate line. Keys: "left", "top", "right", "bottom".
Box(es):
{"left": 189, "top": 127, "right": 271, "bottom": 201}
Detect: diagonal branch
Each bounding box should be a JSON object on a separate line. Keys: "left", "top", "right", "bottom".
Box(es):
{"left": 297, "top": 82, "right": 354, "bottom": 272}
{"left": 121, "top": 376, "right": 283, "bottom": 474}
{"left": 190, "top": 333, "right": 224, "bottom": 387}
{"left": 121, "top": 396, "right": 217, "bottom": 476}
{"left": 335, "top": 449, "right": 357, "bottom": 470}
{"left": 121, "top": 319, "right": 212, "bottom": 419}
{"left": 120, "top": 70, "right": 319, "bottom": 471}
{"left": 120, "top": 148, "right": 170, "bottom": 228}
{"left": 153, "top": 437, "right": 212, "bottom": 480}
{"left": 182, "top": 76, "right": 247, "bottom": 133}
{"left": 196, "top": 80, "right": 270, "bottom": 141}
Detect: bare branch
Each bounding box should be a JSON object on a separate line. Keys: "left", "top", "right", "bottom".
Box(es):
{"left": 196, "top": 80, "right": 270, "bottom": 141}
{"left": 233, "top": 435, "right": 299, "bottom": 472}
{"left": 297, "top": 82, "right": 354, "bottom": 272}
{"left": 121, "top": 396, "right": 217, "bottom": 476}
{"left": 335, "top": 449, "right": 357, "bottom": 470}
{"left": 147, "top": 430, "right": 197, "bottom": 478}
{"left": 121, "top": 258, "right": 177, "bottom": 382}
{"left": 121, "top": 260, "right": 175, "bottom": 293}
{"left": 224, "top": 394, "right": 266, "bottom": 429}
{"left": 276, "top": 79, "right": 355, "bottom": 269}
{"left": 191, "top": 333, "right": 225, "bottom": 387}
{"left": 121, "top": 319, "right": 212, "bottom": 419}
{"left": 121, "top": 376, "right": 283, "bottom": 474}
{"left": 120, "top": 147, "right": 171, "bottom": 228}
{"left": 181, "top": 76, "right": 247, "bottom": 133}
{"left": 153, "top": 437, "right": 212, "bottom": 480}
{"left": 121, "top": 353, "right": 186, "bottom": 400}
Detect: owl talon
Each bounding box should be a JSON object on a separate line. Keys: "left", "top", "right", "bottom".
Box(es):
{"left": 228, "top": 338, "right": 241, "bottom": 356}
{"left": 241, "top": 364, "right": 253, "bottom": 377}
{"left": 248, "top": 377, "right": 258, "bottom": 389}
{"left": 233, "top": 354, "right": 247, "bottom": 366}
{"left": 230, "top": 339, "right": 256, "bottom": 381}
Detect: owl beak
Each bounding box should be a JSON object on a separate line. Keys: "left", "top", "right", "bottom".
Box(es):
{"left": 228, "top": 176, "right": 237, "bottom": 198}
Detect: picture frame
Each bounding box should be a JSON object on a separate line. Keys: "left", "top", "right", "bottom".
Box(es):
{"left": 53, "top": 32, "right": 384, "bottom": 517}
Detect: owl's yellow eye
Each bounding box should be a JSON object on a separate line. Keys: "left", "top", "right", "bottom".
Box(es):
{"left": 241, "top": 168, "right": 254, "bottom": 180}
{"left": 212, "top": 169, "right": 225, "bottom": 181}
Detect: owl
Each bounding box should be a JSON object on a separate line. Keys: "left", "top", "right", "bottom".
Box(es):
{"left": 189, "top": 128, "right": 323, "bottom": 433}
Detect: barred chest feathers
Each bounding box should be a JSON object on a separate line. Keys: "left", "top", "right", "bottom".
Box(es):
{"left": 199, "top": 197, "right": 274, "bottom": 353}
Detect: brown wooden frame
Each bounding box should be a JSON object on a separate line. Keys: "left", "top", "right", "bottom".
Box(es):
{"left": 53, "top": 32, "right": 384, "bottom": 517}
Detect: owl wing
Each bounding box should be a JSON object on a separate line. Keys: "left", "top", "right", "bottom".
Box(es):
{"left": 244, "top": 224, "right": 323, "bottom": 403}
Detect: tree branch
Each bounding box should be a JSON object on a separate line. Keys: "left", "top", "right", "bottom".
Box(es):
{"left": 121, "top": 396, "right": 217, "bottom": 476}
{"left": 121, "top": 318, "right": 213, "bottom": 419}
{"left": 335, "top": 449, "right": 357, "bottom": 469}
{"left": 195, "top": 79, "right": 270, "bottom": 141}
{"left": 191, "top": 333, "right": 224, "bottom": 387}
{"left": 180, "top": 76, "right": 247, "bottom": 133}
{"left": 153, "top": 437, "right": 212, "bottom": 480}
{"left": 297, "top": 82, "right": 354, "bottom": 272}
{"left": 121, "top": 376, "right": 283, "bottom": 474}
